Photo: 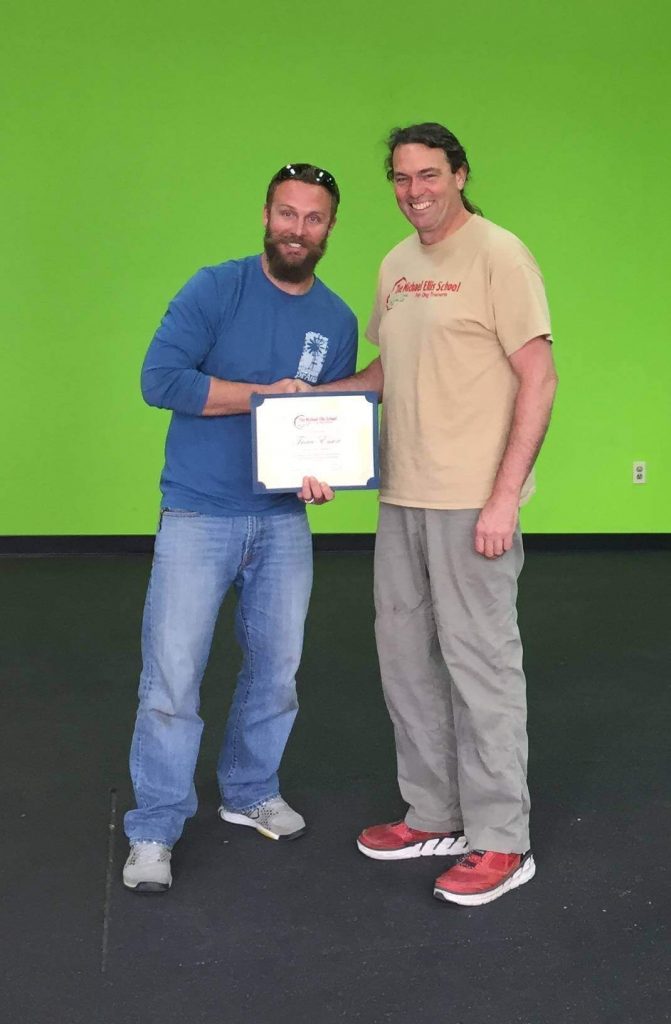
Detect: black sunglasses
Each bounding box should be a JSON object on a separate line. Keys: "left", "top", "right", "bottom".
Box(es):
{"left": 271, "top": 163, "right": 340, "bottom": 204}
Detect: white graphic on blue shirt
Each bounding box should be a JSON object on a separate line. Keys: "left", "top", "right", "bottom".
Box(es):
{"left": 296, "top": 331, "right": 329, "bottom": 383}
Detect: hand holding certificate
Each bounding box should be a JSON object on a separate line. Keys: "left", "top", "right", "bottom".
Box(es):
{"left": 251, "top": 391, "right": 379, "bottom": 493}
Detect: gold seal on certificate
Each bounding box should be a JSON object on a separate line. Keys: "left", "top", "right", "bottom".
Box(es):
{"left": 251, "top": 391, "right": 379, "bottom": 492}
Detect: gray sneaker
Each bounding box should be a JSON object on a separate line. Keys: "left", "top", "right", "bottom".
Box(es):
{"left": 123, "top": 842, "right": 172, "bottom": 892}
{"left": 218, "top": 796, "right": 306, "bottom": 840}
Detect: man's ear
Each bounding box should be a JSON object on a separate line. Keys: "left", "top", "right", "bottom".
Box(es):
{"left": 263, "top": 203, "right": 270, "bottom": 226}
{"left": 327, "top": 215, "right": 337, "bottom": 236}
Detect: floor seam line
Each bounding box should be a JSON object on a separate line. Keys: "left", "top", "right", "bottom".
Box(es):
{"left": 100, "top": 786, "right": 118, "bottom": 975}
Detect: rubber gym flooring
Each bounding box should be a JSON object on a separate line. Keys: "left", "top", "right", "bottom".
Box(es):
{"left": 2, "top": 546, "right": 669, "bottom": 1024}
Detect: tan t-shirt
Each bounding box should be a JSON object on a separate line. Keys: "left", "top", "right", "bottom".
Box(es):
{"left": 366, "top": 215, "right": 552, "bottom": 509}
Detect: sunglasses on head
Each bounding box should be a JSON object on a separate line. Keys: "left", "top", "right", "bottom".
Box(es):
{"left": 272, "top": 163, "right": 340, "bottom": 203}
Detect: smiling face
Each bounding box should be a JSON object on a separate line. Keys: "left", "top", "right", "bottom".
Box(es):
{"left": 263, "top": 180, "right": 334, "bottom": 284}
{"left": 391, "top": 143, "right": 468, "bottom": 245}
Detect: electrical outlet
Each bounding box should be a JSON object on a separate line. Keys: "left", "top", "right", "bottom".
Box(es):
{"left": 633, "top": 460, "right": 646, "bottom": 484}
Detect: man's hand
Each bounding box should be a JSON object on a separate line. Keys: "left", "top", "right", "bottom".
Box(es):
{"left": 297, "top": 476, "right": 334, "bottom": 506}
{"left": 262, "top": 378, "right": 309, "bottom": 394}
{"left": 474, "top": 496, "right": 519, "bottom": 559}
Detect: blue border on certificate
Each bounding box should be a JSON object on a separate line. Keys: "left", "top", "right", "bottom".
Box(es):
{"left": 251, "top": 390, "right": 380, "bottom": 493}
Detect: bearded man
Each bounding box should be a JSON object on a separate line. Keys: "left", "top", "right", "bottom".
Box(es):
{"left": 123, "top": 163, "right": 357, "bottom": 893}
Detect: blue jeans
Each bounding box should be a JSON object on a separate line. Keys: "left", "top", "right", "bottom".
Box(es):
{"left": 124, "top": 509, "right": 313, "bottom": 847}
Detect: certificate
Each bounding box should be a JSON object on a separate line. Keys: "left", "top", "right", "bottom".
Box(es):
{"left": 251, "top": 391, "right": 379, "bottom": 493}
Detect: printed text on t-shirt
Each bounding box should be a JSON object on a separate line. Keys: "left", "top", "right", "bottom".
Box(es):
{"left": 386, "top": 276, "right": 461, "bottom": 310}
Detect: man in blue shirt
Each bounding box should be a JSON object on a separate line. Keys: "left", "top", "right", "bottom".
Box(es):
{"left": 123, "top": 164, "right": 358, "bottom": 893}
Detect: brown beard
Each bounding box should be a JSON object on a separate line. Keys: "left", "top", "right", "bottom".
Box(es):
{"left": 263, "top": 227, "right": 328, "bottom": 283}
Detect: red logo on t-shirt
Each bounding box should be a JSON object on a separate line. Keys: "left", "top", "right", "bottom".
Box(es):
{"left": 385, "top": 276, "right": 461, "bottom": 310}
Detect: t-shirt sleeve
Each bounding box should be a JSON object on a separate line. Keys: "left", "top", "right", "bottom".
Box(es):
{"left": 140, "top": 267, "right": 224, "bottom": 415}
{"left": 491, "top": 261, "right": 553, "bottom": 357}
{"left": 364, "top": 272, "right": 384, "bottom": 347}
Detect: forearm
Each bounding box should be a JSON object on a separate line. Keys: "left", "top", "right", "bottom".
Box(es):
{"left": 475, "top": 336, "right": 556, "bottom": 558}
{"left": 143, "top": 369, "right": 262, "bottom": 416}
{"left": 202, "top": 377, "right": 270, "bottom": 416}
{"left": 311, "top": 356, "right": 384, "bottom": 397}
{"left": 202, "top": 374, "right": 304, "bottom": 415}
{"left": 490, "top": 376, "right": 558, "bottom": 501}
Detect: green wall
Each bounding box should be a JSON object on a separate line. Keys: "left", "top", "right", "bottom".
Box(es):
{"left": 2, "top": 0, "right": 669, "bottom": 535}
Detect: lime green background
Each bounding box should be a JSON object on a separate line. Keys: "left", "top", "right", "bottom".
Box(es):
{"left": 2, "top": 0, "right": 669, "bottom": 535}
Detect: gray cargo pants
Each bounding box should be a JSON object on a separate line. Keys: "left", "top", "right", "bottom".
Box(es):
{"left": 374, "top": 504, "right": 530, "bottom": 853}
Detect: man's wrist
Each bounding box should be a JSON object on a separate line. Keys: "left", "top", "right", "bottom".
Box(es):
{"left": 487, "top": 486, "right": 521, "bottom": 507}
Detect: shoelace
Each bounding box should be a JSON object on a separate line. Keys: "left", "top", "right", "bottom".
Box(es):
{"left": 250, "top": 798, "right": 285, "bottom": 826}
{"left": 456, "top": 850, "right": 486, "bottom": 869}
{"left": 131, "top": 844, "right": 169, "bottom": 863}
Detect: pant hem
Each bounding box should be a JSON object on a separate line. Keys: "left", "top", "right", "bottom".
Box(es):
{"left": 221, "top": 791, "right": 279, "bottom": 814}
{"left": 465, "top": 833, "right": 531, "bottom": 853}
{"left": 126, "top": 837, "right": 174, "bottom": 850}
{"left": 405, "top": 812, "right": 464, "bottom": 833}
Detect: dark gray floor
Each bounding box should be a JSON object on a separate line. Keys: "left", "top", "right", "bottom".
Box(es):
{"left": 2, "top": 549, "right": 670, "bottom": 1024}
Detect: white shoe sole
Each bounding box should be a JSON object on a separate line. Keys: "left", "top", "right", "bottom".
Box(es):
{"left": 357, "top": 834, "right": 469, "bottom": 861}
{"left": 433, "top": 853, "right": 536, "bottom": 906}
{"left": 123, "top": 878, "right": 171, "bottom": 893}
{"left": 218, "top": 806, "right": 306, "bottom": 841}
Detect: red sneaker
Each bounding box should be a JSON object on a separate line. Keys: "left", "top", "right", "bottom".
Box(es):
{"left": 433, "top": 850, "right": 535, "bottom": 906}
{"left": 357, "top": 820, "right": 468, "bottom": 861}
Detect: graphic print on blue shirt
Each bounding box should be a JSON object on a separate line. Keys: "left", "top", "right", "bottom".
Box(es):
{"left": 296, "top": 331, "right": 329, "bottom": 383}
{"left": 141, "top": 255, "right": 358, "bottom": 516}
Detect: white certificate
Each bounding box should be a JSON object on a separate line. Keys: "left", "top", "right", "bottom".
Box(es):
{"left": 251, "top": 391, "right": 379, "bottom": 493}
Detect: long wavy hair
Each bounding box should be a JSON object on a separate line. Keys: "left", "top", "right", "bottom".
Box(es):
{"left": 385, "top": 123, "right": 482, "bottom": 216}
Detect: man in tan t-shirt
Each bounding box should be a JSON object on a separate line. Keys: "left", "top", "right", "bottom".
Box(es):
{"left": 312, "top": 122, "right": 557, "bottom": 906}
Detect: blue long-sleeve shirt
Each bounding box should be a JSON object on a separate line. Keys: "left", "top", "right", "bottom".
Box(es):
{"left": 142, "top": 255, "right": 358, "bottom": 516}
